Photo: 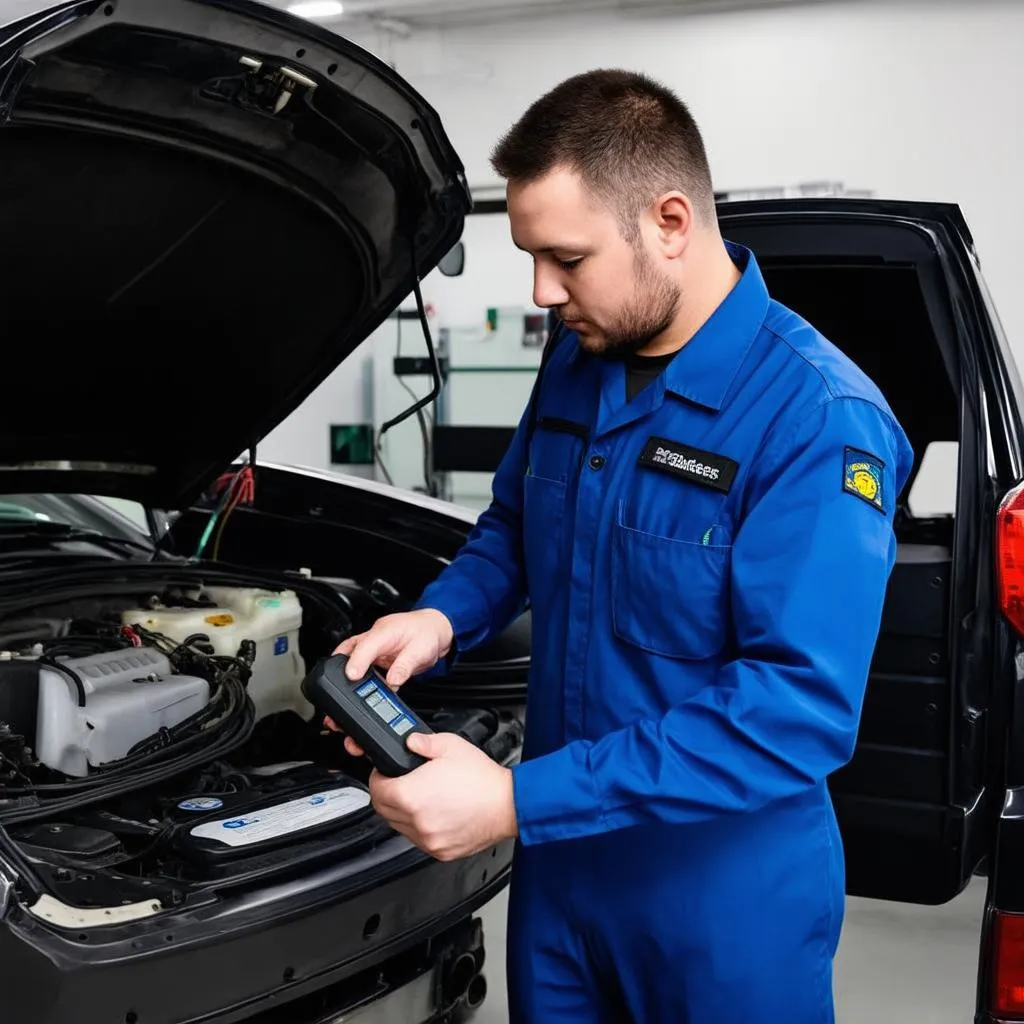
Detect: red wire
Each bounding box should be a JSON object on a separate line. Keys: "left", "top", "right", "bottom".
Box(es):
{"left": 211, "top": 464, "right": 255, "bottom": 506}
{"left": 211, "top": 466, "right": 254, "bottom": 560}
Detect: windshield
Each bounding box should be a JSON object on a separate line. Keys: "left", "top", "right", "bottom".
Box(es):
{"left": 0, "top": 494, "right": 151, "bottom": 542}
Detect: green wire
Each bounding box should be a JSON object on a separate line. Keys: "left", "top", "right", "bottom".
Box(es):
{"left": 192, "top": 511, "right": 221, "bottom": 561}
{"left": 193, "top": 476, "right": 237, "bottom": 560}
{"left": 194, "top": 455, "right": 254, "bottom": 560}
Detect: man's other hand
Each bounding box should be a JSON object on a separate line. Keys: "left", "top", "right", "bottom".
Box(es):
{"left": 368, "top": 731, "right": 518, "bottom": 861}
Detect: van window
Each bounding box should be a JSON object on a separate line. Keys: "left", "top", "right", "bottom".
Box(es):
{"left": 906, "top": 441, "right": 958, "bottom": 518}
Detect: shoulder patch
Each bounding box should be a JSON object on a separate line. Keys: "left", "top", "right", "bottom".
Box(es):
{"left": 843, "top": 447, "right": 885, "bottom": 512}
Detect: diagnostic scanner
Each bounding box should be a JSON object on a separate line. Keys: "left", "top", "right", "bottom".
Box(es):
{"left": 301, "top": 653, "right": 432, "bottom": 776}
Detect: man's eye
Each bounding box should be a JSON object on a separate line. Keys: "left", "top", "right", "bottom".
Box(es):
{"left": 557, "top": 257, "right": 584, "bottom": 271}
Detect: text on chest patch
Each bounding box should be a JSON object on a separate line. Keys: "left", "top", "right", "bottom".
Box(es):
{"left": 637, "top": 437, "right": 739, "bottom": 493}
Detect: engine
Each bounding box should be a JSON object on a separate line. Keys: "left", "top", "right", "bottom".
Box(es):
{"left": 36, "top": 646, "right": 210, "bottom": 777}
{"left": 0, "top": 583, "right": 313, "bottom": 788}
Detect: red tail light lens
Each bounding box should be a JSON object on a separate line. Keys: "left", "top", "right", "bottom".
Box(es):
{"left": 993, "top": 911, "right": 1024, "bottom": 1015}
{"left": 997, "top": 481, "right": 1024, "bottom": 638}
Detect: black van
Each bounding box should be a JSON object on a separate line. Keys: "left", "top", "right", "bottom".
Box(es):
{"left": 717, "top": 198, "right": 1024, "bottom": 1024}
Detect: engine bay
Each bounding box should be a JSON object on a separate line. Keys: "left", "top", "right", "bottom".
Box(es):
{"left": 0, "top": 584, "right": 303, "bottom": 803}
{"left": 0, "top": 574, "right": 524, "bottom": 912}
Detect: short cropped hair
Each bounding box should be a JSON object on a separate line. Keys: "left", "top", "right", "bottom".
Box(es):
{"left": 490, "top": 69, "right": 716, "bottom": 238}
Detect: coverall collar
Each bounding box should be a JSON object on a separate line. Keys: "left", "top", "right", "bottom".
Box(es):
{"left": 588, "top": 241, "right": 770, "bottom": 438}
{"left": 660, "top": 240, "right": 770, "bottom": 413}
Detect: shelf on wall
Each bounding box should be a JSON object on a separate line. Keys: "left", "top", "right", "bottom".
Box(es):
{"left": 447, "top": 365, "right": 540, "bottom": 373}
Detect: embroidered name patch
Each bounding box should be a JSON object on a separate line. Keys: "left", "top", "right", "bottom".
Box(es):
{"left": 637, "top": 437, "right": 738, "bottom": 493}
{"left": 843, "top": 447, "right": 885, "bottom": 512}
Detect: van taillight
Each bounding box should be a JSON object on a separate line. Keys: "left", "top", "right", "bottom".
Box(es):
{"left": 997, "top": 481, "right": 1024, "bottom": 637}
{"left": 993, "top": 911, "right": 1024, "bottom": 1015}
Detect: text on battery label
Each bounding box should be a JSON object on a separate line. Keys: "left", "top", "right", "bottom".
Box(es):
{"left": 188, "top": 787, "right": 371, "bottom": 847}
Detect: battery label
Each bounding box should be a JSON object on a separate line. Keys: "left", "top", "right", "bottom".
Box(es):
{"left": 189, "top": 787, "right": 371, "bottom": 848}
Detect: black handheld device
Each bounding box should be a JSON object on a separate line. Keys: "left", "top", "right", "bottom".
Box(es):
{"left": 301, "top": 653, "right": 433, "bottom": 777}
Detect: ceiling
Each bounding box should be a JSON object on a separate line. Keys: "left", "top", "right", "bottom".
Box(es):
{"left": 0, "top": 0, "right": 845, "bottom": 39}
{"left": 264, "top": 0, "right": 841, "bottom": 32}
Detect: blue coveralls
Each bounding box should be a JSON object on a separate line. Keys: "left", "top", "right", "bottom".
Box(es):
{"left": 416, "top": 242, "right": 914, "bottom": 1022}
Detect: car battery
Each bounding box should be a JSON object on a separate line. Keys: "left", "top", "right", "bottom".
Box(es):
{"left": 168, "top": 766, "right": 374, "bottom": 866}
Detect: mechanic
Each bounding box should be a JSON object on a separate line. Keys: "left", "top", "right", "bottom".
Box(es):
{"left": 329, "top": 69, "right": 915, "bottom": 1022}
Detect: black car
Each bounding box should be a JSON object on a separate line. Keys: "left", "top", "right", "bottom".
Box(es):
{"left": 0, "top": 2, "right": 527, "bottom": 1022}
{"left": 2, "top": 2, "right": 1024, "bottom": 1022}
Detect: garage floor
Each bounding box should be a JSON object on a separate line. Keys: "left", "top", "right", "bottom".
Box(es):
{"left": 470, "top": 875, "right": 988, "bottom": 1022}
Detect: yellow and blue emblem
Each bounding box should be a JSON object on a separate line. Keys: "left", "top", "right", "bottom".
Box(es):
{"left": 843, "top": 447, "right": 884, "bottom": 512}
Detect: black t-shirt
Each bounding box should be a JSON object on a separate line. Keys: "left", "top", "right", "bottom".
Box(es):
{"left": 625, "top": 349, "right": 678, "bottom": 402}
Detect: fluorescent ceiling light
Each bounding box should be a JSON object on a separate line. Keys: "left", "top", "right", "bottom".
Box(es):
{"left": 287, "top": 1, "right": 344, "bottom": 18}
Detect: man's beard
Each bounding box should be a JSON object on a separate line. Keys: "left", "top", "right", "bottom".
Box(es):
{"left": 564, "top": 248, "right": 681, "bottom": 361}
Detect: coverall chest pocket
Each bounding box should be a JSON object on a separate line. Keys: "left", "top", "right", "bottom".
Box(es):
{"left": 610, "top": 501, "right": 732, "bottom": 660}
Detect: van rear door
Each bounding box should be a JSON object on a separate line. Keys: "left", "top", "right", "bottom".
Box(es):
{"left": 717, "top": 198, "right": 1022, "bottom": 906}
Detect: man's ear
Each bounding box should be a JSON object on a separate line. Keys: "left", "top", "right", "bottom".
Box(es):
{"left": 651, "top": 191, "right": 694, "bottom": 260}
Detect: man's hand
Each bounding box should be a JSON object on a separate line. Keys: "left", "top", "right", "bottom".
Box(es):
{"left": 338, "top": 608, "right": 454, "bottom": 689}
{"left": 367, "top": 731, "right": 518, "bottom": 861}
{"left": 324, "top": 608, "right": 454, "bottom": 757}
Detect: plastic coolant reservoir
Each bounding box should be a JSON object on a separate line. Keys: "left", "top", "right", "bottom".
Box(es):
{"left": 120, "top": 587, "right": 312, "bottom": 722}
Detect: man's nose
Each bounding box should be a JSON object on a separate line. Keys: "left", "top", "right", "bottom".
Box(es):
{"left": 533, "top": 265, "right": 570, "bottom": 310}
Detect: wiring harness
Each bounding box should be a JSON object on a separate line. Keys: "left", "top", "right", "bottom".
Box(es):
{"left": 118, "top": 624, "right": 256, "bottom": 763}
{"left": 0, "top": 627, "right": 257, "bottom": 820}
{"left": 193, "top": 460, "right": 256, "bottom": 562}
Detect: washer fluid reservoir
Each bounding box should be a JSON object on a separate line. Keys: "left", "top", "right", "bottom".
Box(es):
{"left": 121, "top": 587, "right": 312, "bottom": 722}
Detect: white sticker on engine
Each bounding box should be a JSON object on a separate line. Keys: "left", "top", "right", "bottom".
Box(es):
{"left": 189, "top": 787, "right": 371, "bottom": 848}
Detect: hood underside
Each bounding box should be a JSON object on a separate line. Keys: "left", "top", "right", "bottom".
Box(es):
{"left": 0, "top": 0, "right": 470, "bottom": 509}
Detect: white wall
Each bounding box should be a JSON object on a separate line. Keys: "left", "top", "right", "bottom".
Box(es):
{"left": 373, "top": 0, "right": 1021, "bottom": 332}
{"left": 259, "top": 347, "right": 376, "bottom": 476}
{"left": 263, "top": 200, "right": 542, "bottom": 498}
{"left": 270, "top": 0, "right": 1024, "bottom": 500}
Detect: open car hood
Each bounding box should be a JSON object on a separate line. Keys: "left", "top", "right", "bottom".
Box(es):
{"left": 0, "top": 0, "right": 470, "bottom": 509}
